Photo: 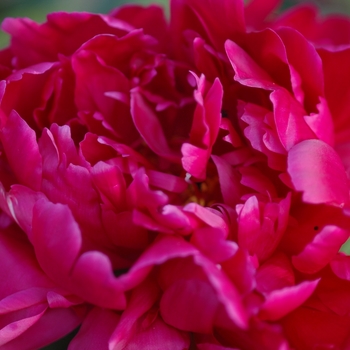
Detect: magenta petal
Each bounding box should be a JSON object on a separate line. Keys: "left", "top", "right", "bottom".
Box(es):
{"left": 282, "top": 303, "right": 350, "bottom": 350}
{"left": 194, "top": 254, "right": 248, "bottom": 330}
{"left": 72, "top": 49, "right": 137, "bottom": 142}
{"left": 1, "top": 63, "right": 57, "bottom": 128}
{"left": 193, "top": 76, "right": 223, "bottom": 147}
{"left": 171, "top": 0, "right": 245, "bottom": 56}
{"left": 131, "top": 88, "right": 178, "bottom": 162}
{"left": 259, "top": 279, "right": 319, "bottom": 321}
{"left": 0, "top": 303, "right": 47, "bottom": 346}
{"left": 287, "top": 139, "right": 349, "bottom": 204}
{"left": 33, "top": 199, "right": 127, "bottom": 309}
{"left": 256, "top": 253, "right": 295, "bottom": 294}
{"left": 320, "top": 47, "right": 350, "bottom": 145}
{"left": 70, "top": 251, "right": 125, "bottom": 309}
{"left": 1, "top": 13, "right": 128, "bottom": 68}
{"left": 6, "top": 185, "right": 46, "bottom": 241}
{"left": 181, "top": 143, "right": 209, "bottom": 179}
{"left": 132, "top": 209, "right": 173, "bottom": 234}
{"left": 197, "top": 344, "right": 236, "bottom": 350}
{"left": 32, "top": 199, "right": 81, "bottom": 281}
{"left": 123, "top": 236, "right": 248, "bottom": 329}
{"left": 109, "top": 279, "right": 161, "bottom": 349}
{"left": 316, "top": 273, "right": 350, "bottom": 317}
{"left": 181, "top": 76, "right": 223, "bottom": 179}
{"left": 69, "top": 307, "right": 120, "bottom": 350}
{"left": 270, "top": 89, "right": 315, "bottom": 151}
{"left": 124, "top": 317, "right": 190, "bottom": 350}
{"left": 277, "top": 27, "right": 324, "bottom": 112}
{"left": 111, "top": 5, "right": 168, "bottom": 48}
{"left": 237, "top": 194, "right": 290, "bottom": 262}
{"left": 245, "top": 0, "right": 281, "bottom": 28}
{"left": 46, "top": 291, "right": 83, "bottom": 309}
{"left": 1, "top": 308, "right": 83, "bottom": 350}
{"left": 225, "top": 39, "right": 275, "bottom": 90}
{"left": 0, "top": 111, "right": 42, "bottom": 190}
{"left": 303, "top": 97, "right": 334, "bottom": 146}
{"left": 146, "top": 170, "right": 187, "bottom": 194}
{"left": 292, "top": 225, "right": 349, "bottom": 274}
{"left": 90, "top": 161, "right": 126, "bottom": 211}
{"left": 161, "top": 278, "right": 219, "bottom": 333}
{"left": 128, "top": 167, "right": 168, "bottom": 210}
{"left": 239, "top": 166, "right": 277, "bottom": 198}
{"left": 331, "top": 254, "right": 350, "bottom": 281}
{"left": 103, "top": 210, "right": 148, "bottom": 249}
{"left": 122, "top": 236, "right": 198, "bottom": 290}
{"left": 150, "top": 205, "right": 195, "bottom": 234}
{"left": 191, "top": 227, "right": 238, "bottom": 263}
{"left": 39, "top": 125, "right": 104, "bottom": 240}
{"left": 0, "top": 288, "right": 48, "bottom": 314}
{"left": 221, "top": 248, "right": 256, "bottom": 295}
{"left": 212, "top": 155, "right": 241, "bottom": 207}
{"left": 0, "top": 225, "right": 53, "bottom": 297}
{"left": 184, "top": 203, "right": 228, "bottom": 231}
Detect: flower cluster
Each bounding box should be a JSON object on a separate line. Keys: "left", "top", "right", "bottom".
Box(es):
{"left": 1, "top": 0, "right": 350, "bottom": 349}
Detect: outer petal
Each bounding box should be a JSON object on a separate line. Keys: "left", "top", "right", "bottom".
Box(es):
{"left": 256, "top": 253, "right": 295, "bottom": 294}
{"left": 160, "top": 279, "right": 219, "bottom": 333}
{"left": 282, "top": 303, "right": 350, "bottom": 350}
{"left": 0, "top": 111, "right": 42, "bottom": 190}
{"left": 1, "top": 13, "right": 129, "bottom": 68}
{"left": 1, "top": 308, "right": 83, "bottom": 350}
{"left": 39, "top": 125, "right": 105, "bottom": 243}
{"left": 331, "top": 254, "right": 350, "bottom": 281}
{"left": 190, "top": 227, "right": 238, "bottom": 263}
{"left": 123, "top": 317, "right": 190, "bottom": 350}
{"left": 237, "top": 194, "right": 290, "bottom": 262}
{"left": 225, "top": 39, "right": 275, "bottom": 90}
{"left": 0, "top": 224, "right": 84, "bottom": 349}
{"left": 72, "top": 48, "right": 137, "bottom": 143}
{"left": 32, "top": 200, "right": 81, "bottom": 281}
{"left": 316, "top": 269, "right": 350, "bottom": 317}
{"left": 287, "top": 139, "right": 349, "bottom": 204}
{"left": 69, "top": 307, "right": 120, "bottom": 350}
{"left": 171, "top": 0, "right": 245, "bottom": 57}
{"left": 122, "top": 236, "right": 248, "bottom": 329}
{"left": 111, "top": 5, "right": 168, "bottom": 50}
{"left": 270, "top": 89, "right": 315, "bottom": 151}
{"left": 319, "top": 48, "right": 350, "bottom": 145}
{"left": 212, "top": 155, "right": 242, "bottom": 207}
{"left": 6, "top": 185, "right": 46, "bottom": 241}
{"left": 292, "top": 225, "right": 349, "bottom": 274}
{"left": 0, "top": 225, "right": 53, "bottom": 298}
{"left": 32, "top": 199, "right": 126, "bottom": 310}
{"left": 221, "top": 248, "right": 256, "bottom": 295}
{"left": 276, "top": 27, "right": 324, "bottom": 114}
{"left": 259, "top": 280, "right": 319, "bottom": 321}
{"left": 131, "top": 88, "right": 179, "bottom": 162}
{"left": 245, "top": 0, "right": 281, "bottom": 29}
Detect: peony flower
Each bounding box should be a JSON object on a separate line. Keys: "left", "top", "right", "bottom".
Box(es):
{"left": 1, "top": 0, "right": 350, "bottom": 348}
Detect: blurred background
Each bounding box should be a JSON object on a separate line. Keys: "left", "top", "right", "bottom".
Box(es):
{"left": 1, "top": 0, "right": 350, "bottom": 48}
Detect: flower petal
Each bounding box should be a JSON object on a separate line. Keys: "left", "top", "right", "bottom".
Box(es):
{"left": 292, "top": 225, "right": 349, "bottom": 274}
{"left": 287, "top": 139, "right": 349, "bottom": 204}
{"left": 69, "top": 307, "right": 120, "bottom": 350}
{"left": 259, "top": 280, "right": 319, "bottom": 321}
{"left": 0, "top": 111, "right": 42, "bottom": 191}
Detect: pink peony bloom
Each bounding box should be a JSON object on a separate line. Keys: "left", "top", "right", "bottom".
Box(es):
{"left": 1, "top": 0, "right": 350, "bottom": 348}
